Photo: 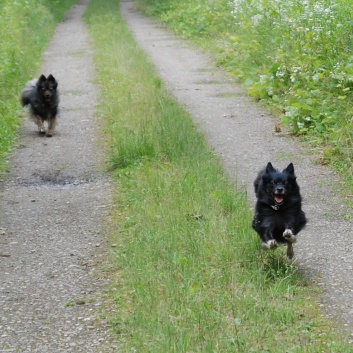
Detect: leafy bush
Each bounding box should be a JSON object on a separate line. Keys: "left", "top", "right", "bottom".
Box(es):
{"left": 227, "top": 0, "right": 353, "bottom": 135}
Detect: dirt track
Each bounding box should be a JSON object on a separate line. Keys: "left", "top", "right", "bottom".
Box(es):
{"left": 0, "top": 1, "right": 117, "bottom": 351}
{"left": 1, "top": 0, "right": 353, "bottom": 350}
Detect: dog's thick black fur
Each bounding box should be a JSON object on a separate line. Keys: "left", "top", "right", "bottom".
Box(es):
{"left": 21, "top": 74, "right": 59, "bottom": 137}
{"left": 252, "top": 162, "right": 307, "bottom": 259}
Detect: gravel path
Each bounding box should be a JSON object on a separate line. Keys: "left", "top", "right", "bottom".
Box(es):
{"left": 0, "top": 1, "right": 117, "bottom": 352}
{"left": 120, "top": 0, "right": 353, "bottom": 342}
{"left": 1, "top": 0, "right": 353, "bottom": 350}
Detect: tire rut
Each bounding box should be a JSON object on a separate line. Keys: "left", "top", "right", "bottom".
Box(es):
{"left": 0, "top": 1, "right": 117, "bottom": 352}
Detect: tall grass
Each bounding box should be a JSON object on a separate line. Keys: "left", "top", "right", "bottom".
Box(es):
{"left": 85, "top": 0, "right": 352, "bottom": 351}
{"left": 0, "top": 0, "right": 77, "bottom": 171}
{"left": 139, "top": 0, "right": 353, "bottom": 178}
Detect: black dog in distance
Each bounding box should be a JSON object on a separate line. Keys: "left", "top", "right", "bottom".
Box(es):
{"left": 21, "top": 74, "right": 59, "bottom": 137}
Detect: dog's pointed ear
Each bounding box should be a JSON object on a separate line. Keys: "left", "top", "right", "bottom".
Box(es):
{"left": 265, "top": 162, "right": 275, "bottom": 173}
{"left": 284, "top": 163, "right": 295, "bottom": 174}
{"left": 47, "top": 74, "right": 58, "bottom": 88}
{"left": 37, "top": 74, "right": 46, "bottom": 86}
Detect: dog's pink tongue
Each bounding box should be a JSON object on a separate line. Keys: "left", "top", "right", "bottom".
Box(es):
{"left": 275, "top": 195, "right": 284, "bottom": 204}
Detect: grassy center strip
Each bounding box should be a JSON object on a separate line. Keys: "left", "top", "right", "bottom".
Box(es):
{"left": 85, "top": 1, "right": 352, "bottom": 352}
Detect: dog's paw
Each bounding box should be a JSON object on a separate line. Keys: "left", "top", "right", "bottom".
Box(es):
{"left": 268, "top": 239, "right": 278, "bottom": 249}
{"left": 261, "top": 239, "right": 278, "bottom": 250}
{"left": 283, "top": 229, "right": 296, "bottom": 243}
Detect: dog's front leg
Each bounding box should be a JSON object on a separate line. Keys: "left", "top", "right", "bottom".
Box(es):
{"left": 286, "top": 243, "right": 294, "bottom": 259}
{"left": 46, "top": 116, "right": 57, "bottom": 137}
{"left": 283, "top": 228, "right": 296, "bottom": 259}
{"left": 283, "top": 229, "right": 297, "bottom": 243}
{"left": 261, "top": 229, "right": 278, "bottom": 250}
{"left": 35, "top": 116, "right": 45, "bottom": 134}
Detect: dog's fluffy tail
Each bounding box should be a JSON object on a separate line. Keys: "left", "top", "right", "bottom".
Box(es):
{"left": 21, "top": 79, "right": 37, "bottom": 106}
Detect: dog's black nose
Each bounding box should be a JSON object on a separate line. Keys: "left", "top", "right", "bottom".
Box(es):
{"left": 276, "top": 187, "right": 284, "bottom": 194}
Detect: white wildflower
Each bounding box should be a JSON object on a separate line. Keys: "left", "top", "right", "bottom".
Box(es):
{"left": 251, "top": 14, "right": 263, "bottom": 26}
{"left": 276, "top": 68, "right": 285, "bottom": 78}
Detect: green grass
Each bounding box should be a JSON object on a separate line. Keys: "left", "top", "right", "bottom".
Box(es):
{"left": 137, "top": 0, "right": 353, "bottom": 182}
{"left": 0, "top": 0, "right": 78, "bottom": 172}
{"left": 85, "top": 0, "right": 353, "bottom": 351}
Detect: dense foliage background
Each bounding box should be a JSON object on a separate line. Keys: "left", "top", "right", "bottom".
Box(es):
{"left": 138, "top": 0, "right": 353, "bottom": 175}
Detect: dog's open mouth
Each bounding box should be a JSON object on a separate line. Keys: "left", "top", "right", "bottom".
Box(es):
{"left": 274, "top": 194, "right": 284, "bottom": 205}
